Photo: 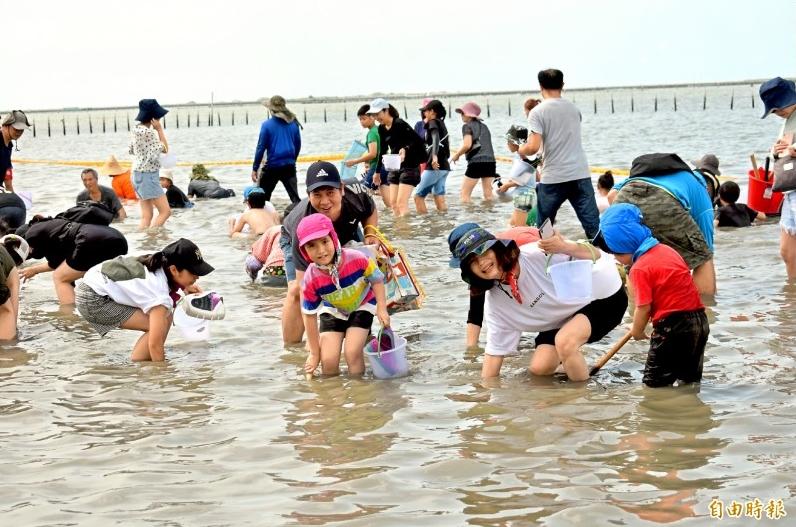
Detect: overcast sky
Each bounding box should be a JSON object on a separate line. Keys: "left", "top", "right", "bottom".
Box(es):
{"left": 5, "top": 0, "right": 793, "bottom": 110}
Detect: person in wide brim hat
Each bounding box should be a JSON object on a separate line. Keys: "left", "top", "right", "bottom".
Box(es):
{"left": 135, "top": 99, "right": 169, "bottom": 122}
{"left": 759, "top": 77, "right": 796, "bottom": 119}
{"left": 262, "top": 95, "right": 296, "bottom": 122}
{"left": 99, "top": 155, "right": 128, "bottom": 177}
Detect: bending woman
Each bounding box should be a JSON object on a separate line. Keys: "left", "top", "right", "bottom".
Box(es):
{"left": 76, "top": 238, "right": 214, "bottom": 362}
{"left": 17, "top": 216, "right": 128, "bottom": 304}
{"left": 0, "top": 230, "right": 28, "bottom": 339}
{"left": 448, "top": 223, "right": 627, "bottom": 380}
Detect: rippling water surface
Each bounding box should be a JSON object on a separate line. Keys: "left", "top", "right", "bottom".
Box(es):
{"left": 2, "top": 86, "right": 795, "bottom": 526}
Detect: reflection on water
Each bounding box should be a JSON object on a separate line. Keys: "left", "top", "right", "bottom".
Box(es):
{"left": 3, "top": 93, "right": 796, "bottom": 524}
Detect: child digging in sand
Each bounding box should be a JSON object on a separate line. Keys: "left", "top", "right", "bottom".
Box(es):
{"left": 598, "top": 203, "right": 709, "bottom": 387}
{"left": 298, "top": 213, "right": 389, "bottom": 376}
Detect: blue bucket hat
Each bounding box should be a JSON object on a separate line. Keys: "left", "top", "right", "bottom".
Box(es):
{"left": 242, "top": 185, "right": 265, "bottom": 201}
{"left": 599, "top": 203, "right": 659, "bottom": 263}
{"left": 759, "top": 77, "right": 796, "bottom": 119}
{"left": 448, "top": 223, "right": 512, "bottom": 270}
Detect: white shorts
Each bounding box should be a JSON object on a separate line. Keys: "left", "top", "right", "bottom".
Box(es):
{"left": 780, "top": 191, "right": 796, "bottom": 236}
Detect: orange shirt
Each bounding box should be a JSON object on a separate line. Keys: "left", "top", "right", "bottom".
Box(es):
{"left": 110, "top": 170, "right": 137, "bottom": 200}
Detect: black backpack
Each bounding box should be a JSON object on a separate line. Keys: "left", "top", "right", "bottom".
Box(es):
{"left": 56, "top": 201, "right": 114, "bottom": 226}
{"left": 629, "top": 153, "right": 692, "bottom": 178}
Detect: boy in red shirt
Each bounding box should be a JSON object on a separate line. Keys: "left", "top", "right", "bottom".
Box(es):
{"left": 598, "top": 203, "right": 709, "bottom": 387}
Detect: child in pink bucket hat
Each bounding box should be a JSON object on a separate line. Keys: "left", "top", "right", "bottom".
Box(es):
{"left": 297, "top": 213, "right": 390, "bottom": 376}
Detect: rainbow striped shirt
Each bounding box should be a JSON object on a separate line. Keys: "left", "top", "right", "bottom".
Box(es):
{"left": 301, "top": 248, "right": 384, "bottom": 320}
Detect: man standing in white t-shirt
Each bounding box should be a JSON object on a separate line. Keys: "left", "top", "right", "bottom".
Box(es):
{"left": 519, "top": 69, "right": 600, "bottom": 240}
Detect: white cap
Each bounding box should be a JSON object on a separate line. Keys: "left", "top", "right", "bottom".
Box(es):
{"left": 367, "top": 98, "right": 390, "bottom": 114}
{"left": 1, "top": 234, "right": 30, "bottom": 262}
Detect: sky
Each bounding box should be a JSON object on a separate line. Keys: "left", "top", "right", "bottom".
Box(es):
{"left": 4, "top": 0, "right": 794, "bottom": 110}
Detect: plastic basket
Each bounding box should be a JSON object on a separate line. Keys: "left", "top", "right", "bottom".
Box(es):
{"left": 549, "top": 259, "right": 592, "bottom": 301}
{"left": 364, "top": 328, "right": 409, "bottom": 379}
{"left": 382, "top": 154, "right": 401, "bottom": 171}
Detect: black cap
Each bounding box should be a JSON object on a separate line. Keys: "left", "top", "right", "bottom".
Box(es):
{"left": 162, "top": 238, "right": 214, "bottom": 276}
{"left": 305, "top": 161, "right": 342, "bottom": 193}
{"left": 420, "top": 99, "right": 447, "bottom": 119}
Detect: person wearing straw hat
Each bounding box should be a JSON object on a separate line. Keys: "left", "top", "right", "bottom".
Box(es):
{"left": 447, "top": 223, "right": 626, "bottom": 380}
{"left": 251, "top": 95, "right": 302, "bottom": 204}
{"left": 1, "top": 110, "right": 31, "bottom": 193}
{"left": 76, "top": 168, "right": 127, "bottom": 221}
{"left": 129, "top": 99, "right": 171, "bottom": 229}
{"left": 760, "top": 77, "right": 796, "bottom": 278}
{"left": 100, "top": 155, "right": 137, "bottom": 201}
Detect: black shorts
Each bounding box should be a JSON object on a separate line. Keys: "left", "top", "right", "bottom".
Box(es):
{"left": 319, "top": 310, "right": 374, "bottom": 334}
{"left": 644, "top": 309, "right": 709, "bottom": 387}
{"left": 465, "top": 161, "right": 497, "bottom": 179}
{"left": 535, "top": 286, "right": 628, "bottom": 347}
{"left": 387, "top": 167, "right": 421, "bottom": 187}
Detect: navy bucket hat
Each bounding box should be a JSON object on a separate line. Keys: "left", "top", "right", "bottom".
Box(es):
{"left": 447, "top": 223, "right": 513, "bottom": 270}
{"left": 135, "top": 99, "right": 169, "bottom": 122}
{"left": 759, "top": 77, "right": 796, "bottom": 119}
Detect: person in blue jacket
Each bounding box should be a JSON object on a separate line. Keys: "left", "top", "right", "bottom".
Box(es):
{"left": 606, "top": 153, "right": 716, "bottom": 295}
{"left": 251, "top": 95, "right": 302, "bottom": 204}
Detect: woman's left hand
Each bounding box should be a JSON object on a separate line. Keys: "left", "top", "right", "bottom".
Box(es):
{"left": 19, "top": 267, "right": 37, "bottom": 281}
{"left": 537, "top": 231, "right": 567, "bottom": 253}
{"left": 431, "top": 155, "right": 440, "bottom": 170}
{"left": 399, "top": 148, "right": 406, "bottom": 162}
{"left": 788, "top": 145, "right": 796, "bottom": 157}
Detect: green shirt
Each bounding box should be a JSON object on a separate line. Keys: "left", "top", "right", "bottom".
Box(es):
{"left": 366, "top": 125, "right": 380, "bottom": 170}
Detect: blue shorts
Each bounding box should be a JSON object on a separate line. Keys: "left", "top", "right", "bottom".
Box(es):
{"left": 781, "top": 191, "right": 796, "bottom": 236}
{"left": 279, "top": 231, "right": 297, "bottom": 282}
{"left": 415, "top": 169, "right": 449, "bottom": 197}
{"left": 132, "top": 170, "right": 164, "bottom": 200}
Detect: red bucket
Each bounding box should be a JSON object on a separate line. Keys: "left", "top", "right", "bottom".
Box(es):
{"left": 748, "top": 168, "right": 784, "bottom": 215}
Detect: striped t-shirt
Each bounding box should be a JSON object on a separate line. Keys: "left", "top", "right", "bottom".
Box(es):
{"left": 301, "top": 248, "right": 384, "bottom": 320}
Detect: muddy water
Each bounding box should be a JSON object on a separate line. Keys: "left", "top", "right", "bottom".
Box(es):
{"left": 1, "top": 89, "right": 794, "bottom": 526}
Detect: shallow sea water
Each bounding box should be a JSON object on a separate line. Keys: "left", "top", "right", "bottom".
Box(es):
{"left": 1, "top": 86, "right": 795, "bottom": 526}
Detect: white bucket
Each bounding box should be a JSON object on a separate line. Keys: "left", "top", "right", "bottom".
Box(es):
{"left": 549, "top": 259, "right": 593, "bottom": 301}
{"left": 382, "top": 154, "right": 401, "bottom": 171}
{"left": 173, "top": 308, "right": 211, "bottom": 341}
{"left": 364, "top": 334, "right": 409, "bottom": 379}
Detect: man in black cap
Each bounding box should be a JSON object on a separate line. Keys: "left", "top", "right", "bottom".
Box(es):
{"left": 279, "top": 161, "right": 379, "bottom": 344}
{"left": 1, "top": 110, "right": 31, "bottom": 193}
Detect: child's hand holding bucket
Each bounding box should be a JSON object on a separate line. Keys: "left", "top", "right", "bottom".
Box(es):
{"left": 377, "top": 307, "right": 390, "bottom": 329}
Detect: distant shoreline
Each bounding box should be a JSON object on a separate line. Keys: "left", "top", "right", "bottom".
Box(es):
{"left": 10, "top": 78, "right": 769, "bottom": 115}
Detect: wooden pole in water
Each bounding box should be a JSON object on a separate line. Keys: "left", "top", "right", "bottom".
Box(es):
{"left": 631, "top": 95, "right": 634, "bottom": 112}
{"left": 611, "top": 97, "right": 615, "bottom": 114}
{"left": 593, "top": 98, "right": 597, "bottom": 114}
{"left": 216, "top": 112, "right": 220, "bottom": 126}
{"left": 76, "top": 117, "right": 80, "bottom": 135}
{"left": 245, "top": 111, "right": 249, "bottom": 125}
{"left": 303, "top": 107, "right": 308, "bottom": 123}
{"left": 654, "top": 97, "right": 658, "bottom": 112}
{"left": 403, "top": 103, "right": 408, "bottom": 119}
{"left": 486, "top": 100, "right": 491, "bottom": 117}
{"left": 113, "top": 115, "right": 117, "bottom": 133}
{"left": 62, "top": 117, "right": 66, "bottom": 135}
{"left": 730, "top": 91, "right": 734, "bottom": 110}
{"left": 507, "top": 99, "right": 511, "bottom": 116}
{"left": 32, "top": 121, "right": 36, "bottom": 138}
{"left": 673, "top": 96, "right": 677, "bottom": 112}
{"left": 176, "top": 113, "right": 180, "bottom": 128}
{"left": 196, "top": 112, "right": 199, "bottom": 127}
{"left": 703, "top": 91, "right": 707, "bottom": 110}
{"left": 89, "top": 116, "right": 93, "bottom": 133}
{"left": 102, "top": 115, "right": 106, "bottom": 133}
{"left": 47, "top": 117, "right": 51, "bottom": 137}
{"left": 127, "top": 114, "right": 130, "bottom": 131}
{"left": 343, "top": 107, "right": 347, "bottom": 122}
{"left": 751, "top": 93, "right": 755, "bottom": 108}
{"left": 231, "top": 112, "right": 234, "bottom": 126}
{"left": 162, "top": 116, "right": 166, "bottom": 129}
{"left": 323, "top": 108, "right": 327, "bottom": 123}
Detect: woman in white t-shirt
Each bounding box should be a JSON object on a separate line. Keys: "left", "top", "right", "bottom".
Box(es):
{"left": 75, "top": 238, "right": 214, "bottom": 362}
{"left": 449, "top": 224, "right": 627, "bottom": 381}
